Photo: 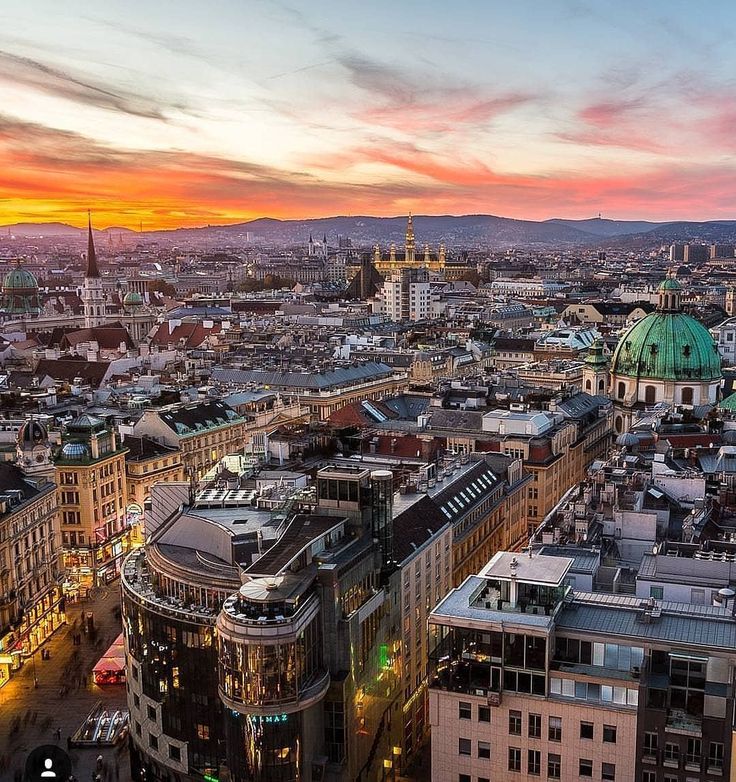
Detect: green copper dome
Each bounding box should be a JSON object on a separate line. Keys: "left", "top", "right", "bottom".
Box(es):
{"left": 1, "top": 262, "right": 41, "bottom": 316}
{"left": 658, "top": 277, "right": 682, "bottom": 292}
{"left": 123, "top": 290, "right": 143, "bottom": 306}
{"left": 611, "top": 311, "right": 721, "bottom": 382}
{"left": 3, "top": 265, "right": 38, "bottom": 291}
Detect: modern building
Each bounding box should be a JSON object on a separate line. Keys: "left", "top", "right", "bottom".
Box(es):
{"left": 123, "top": 466, "right": 404, "bottom": 782}
{"left": 55, "top": 414, "right": 131, "bottom": 596}
{"left": 378, "top": 266, "right": 433, "bottom": 322}
{"left": 610, "top": 274, "right": 722, "bottom": 432}
{"left": 429, "top": 549, "right": 736, "bottom": 782}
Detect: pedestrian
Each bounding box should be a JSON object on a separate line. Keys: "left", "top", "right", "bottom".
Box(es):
{"left": 96, "top": 755, "right": 103, "bottom": 770}
{"left": 55, "top": 727, "right": 62, "bottom": 741}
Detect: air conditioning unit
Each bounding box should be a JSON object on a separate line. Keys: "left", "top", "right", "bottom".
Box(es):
{"left": 488, "top": 692, "right": 502, "bottom": 707}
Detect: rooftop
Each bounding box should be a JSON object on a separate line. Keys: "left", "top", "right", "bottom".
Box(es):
{"left": 479, "top": 550, "right": 573, "bottom": 586}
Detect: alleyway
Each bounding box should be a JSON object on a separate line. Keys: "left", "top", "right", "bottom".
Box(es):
{"left": 0, "top": 586, "right": 130, "bottom": 782}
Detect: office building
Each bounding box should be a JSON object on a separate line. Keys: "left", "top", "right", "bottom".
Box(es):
{"left": 429, "top": 550, "right": 736, "bottom": 782}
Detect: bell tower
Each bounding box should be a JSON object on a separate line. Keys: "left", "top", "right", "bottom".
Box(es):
{"left": 82, "top": 213, "right": 106, "bottom": 328}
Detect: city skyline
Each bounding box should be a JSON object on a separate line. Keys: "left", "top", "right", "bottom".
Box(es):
{"left": 2, "top": 0, "right": 736, "bottom": 229}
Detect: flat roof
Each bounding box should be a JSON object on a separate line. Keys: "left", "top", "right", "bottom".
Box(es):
{"left": 479, "top": 551, "right": 573, "bottom": 586}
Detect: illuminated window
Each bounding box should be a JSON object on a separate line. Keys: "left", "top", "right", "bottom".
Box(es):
{"left": 196, "top": 723, "right": 210, "bottom": 740}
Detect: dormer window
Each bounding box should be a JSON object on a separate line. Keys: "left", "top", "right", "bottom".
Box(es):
{"left": 683, "top": 344, "right": 691, "bottom": 357}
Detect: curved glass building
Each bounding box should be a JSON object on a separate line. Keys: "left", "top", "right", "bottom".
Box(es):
{"left": 122, "top": 467, "right": 402, "bottom": 782}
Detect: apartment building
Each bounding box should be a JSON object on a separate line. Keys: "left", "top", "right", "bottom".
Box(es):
{"left": 127, "top": 401, "right": 246, "bottom": 479}
{"left": 429, "top": 550, "right": 736, "bottom": 782}
{"left": 0, "top": 456, "right": 63, "bottom": 685}
{"left": 55, "top": 414, "right": 130, "bottom": 595}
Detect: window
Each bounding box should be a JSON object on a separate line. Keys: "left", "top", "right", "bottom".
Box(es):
{"left": 529, "top": 713, "right": 542, "bottom": 738}
{"left": 664, "top": 743, "right": 679, "bottom": 764}
{"left": 644, "top": 732, "right": 658, "bottom": 757}
{"left": 579, "top": 759, "right": 593, "bottom": 777}
{"left": 459, "top": 776, "right": 470, "bottom": 782}
{"left": 509, "top": 710, "right": 522, "bottom": 735}
{"left": 509, "top": 747, "right": 522, "bottom": 772}
{"left": 169, "top": 744, "right": 181, "bottom": 762}
{"left": 133, "top": 694, "right": 140, "bottom": 709}
{"left": 580, "top": 721, "right": 594, "bottom": 739}
{"left": 147, "top": 705, "right": 156, "bottom": 721}
{"left": 478, "top": 741, "right": 491, "bottom": 760}
{"left": 135, "top": 721, "right": 141, "bottom": 737}
{"left": 458, "top": 738, "right": 471, "bottom": 756}
{"left": 528, "top": 749, "right": 541, "bottom": 776}
{"left": 681, "top": 387, "right": 693, "bottom": 405}
{"left": 642, "top": 772, "right": 655, "bottom": 782}
{"left": 686, "top": 738, "right": 702, "bottom": 765}
{"left": 548, "top": 716, "right": 562, "bottom": 742}
{"left": 548, "top": 753, "right": 561, "bottom": 779}
{"left": 649, "top": 586, "right": 664, "bottom": 600}
{"left": 617, "top": 382, "right": 626, "bottom": 399}
{"left": 709, "top": 742, "right": 725, "bottom": 770}
{"left": 149, "top": 734, "right": 158, "bottom": 750}
{"left": 196, "top": 723, "right": 210, "bottom": 740}
{"left": 459, "top": 701, "right": 471, "bottom": 720}
{"left": 603, "top": 725, "right": 617, "bottom": 743}
{"left": 644, "top": 385, "right": 656, "bottom": 405}
{"left": 602, "top": 763, "right": 615, "bottom": 781}
{"left": 478, "top": 705, "right": 491, "bottom": 723}
{"left": 690, "top": 588, "right": 706, "bottom": 605}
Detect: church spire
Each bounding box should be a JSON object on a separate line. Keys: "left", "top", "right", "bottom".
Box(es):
{"left": 405, "top": 212, "right": 416, "bottom": 264}
{"left": 86, "top": 211, "right": 100, "bottom": 279}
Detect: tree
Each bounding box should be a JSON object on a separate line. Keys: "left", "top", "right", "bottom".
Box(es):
{"left": 149, "top": 280, "right": 177, "bottom": 297}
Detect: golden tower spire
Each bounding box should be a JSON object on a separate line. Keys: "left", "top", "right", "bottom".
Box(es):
{"left": 405, "top": 212, "right": 416, "bottom": 265}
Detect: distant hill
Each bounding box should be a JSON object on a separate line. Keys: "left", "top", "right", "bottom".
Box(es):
{"left": 545, "top": 217, "right": 664, "bottom": 237}
{"left": 1, "top": 222, "right": 136, "bottom": 238}
{"left": 3, "top": 214, "right": 736, "bottom": 247}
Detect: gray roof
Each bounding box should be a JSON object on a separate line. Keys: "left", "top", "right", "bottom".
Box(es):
{"left": 480, "top": 551, "right": 572, "bottom": 586}
{"left": 558, "top": 592, "right": 736, "bottom": 651}
{"left": 211, "top": 361, "right": 395, "bottom": 390}
{"left": 637, "top": 552, "right": 736, "bottom": 587}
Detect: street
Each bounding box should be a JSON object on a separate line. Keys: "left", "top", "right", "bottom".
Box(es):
{"left": 0, "top": 586, "right": 130, "bottom": 782}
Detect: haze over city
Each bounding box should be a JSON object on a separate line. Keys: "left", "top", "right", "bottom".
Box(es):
{"left": 2, "top": 0, "right": 736, "bottom": 229}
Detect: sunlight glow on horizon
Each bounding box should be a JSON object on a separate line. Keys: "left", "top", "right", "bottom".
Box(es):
{"left": 1, "top": 0, "right": 736, "bottom": 230}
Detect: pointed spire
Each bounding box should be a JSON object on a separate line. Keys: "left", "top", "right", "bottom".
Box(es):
{"left": 86, "top": 211, "right": 100, "bottom": 279}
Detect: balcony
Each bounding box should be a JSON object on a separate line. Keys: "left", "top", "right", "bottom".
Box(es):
{"left": 666, "top": 709, "right": 702, "bottom": 736}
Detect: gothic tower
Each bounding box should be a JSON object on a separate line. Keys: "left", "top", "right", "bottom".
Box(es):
{"left": 82, "top": 213, "right": 106, "bottom": 328}
{"left": 405, "top": 213, "right": 416, "bottom": 265}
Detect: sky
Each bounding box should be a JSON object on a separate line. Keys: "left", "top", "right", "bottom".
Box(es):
{"left": 1, "top": 0, "right": 736, "bottom": 229}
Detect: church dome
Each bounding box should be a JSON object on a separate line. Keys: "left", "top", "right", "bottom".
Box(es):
{"left": 611, "top": 274, "right": 721, "bottom": 383}
{"left": 611, "top": 312, "right": 721, "bottom": 382}
{"left": 18, "top": 419, "right": 48, "bottom": 445}
{"left": 3, "top": 266, "right": 39, "bottom": 291}
{"left": 123, "top": 291, "right": 143, "bottom": 306}
{"left": 1, "top": 262, "right": 41, "bottom": 316}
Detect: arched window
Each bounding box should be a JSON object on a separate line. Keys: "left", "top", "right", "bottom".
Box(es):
{"left": 615, "top": 416, "right": 623, "bottom": 433}
{"left": 598, "top": 378, "right": 605, "bottom": 393}
{"left": 681, "top": 387, "right": 694, "bottom": 405}
{"left": 617, "top": 382, "right": 626, "bottom": 399}
{"left": 585, "top": 379, "right": 592, "bottom": 391}
{"left": 644, "top": 385, "right": 656, "bottom": 405}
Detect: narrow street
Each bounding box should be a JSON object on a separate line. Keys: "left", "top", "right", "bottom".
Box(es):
{"left": 0, "top": 586, "right": 130, "bottom": 782}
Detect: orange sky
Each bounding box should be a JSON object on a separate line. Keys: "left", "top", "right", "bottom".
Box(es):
{"left": 2, "top": 2, "right": 736, "bottom": 230}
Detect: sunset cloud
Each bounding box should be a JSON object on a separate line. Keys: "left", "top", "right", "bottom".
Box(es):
{"left": 0, "top": 1, "right": 735, "bottom": 227}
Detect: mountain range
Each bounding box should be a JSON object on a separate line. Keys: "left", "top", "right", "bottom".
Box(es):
{"left": 3, "top": 215, "right": 736, "bottom": 248}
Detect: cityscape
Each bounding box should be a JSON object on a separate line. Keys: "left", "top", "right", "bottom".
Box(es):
{"left": 2, "top": 2, "right": 736, "bottom": 782}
